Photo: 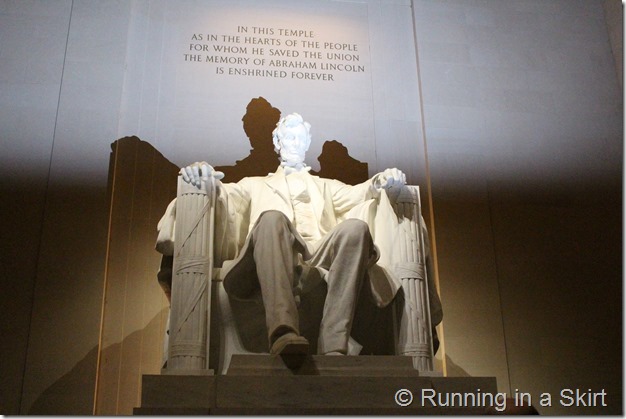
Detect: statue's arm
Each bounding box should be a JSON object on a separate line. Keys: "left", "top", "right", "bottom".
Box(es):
{"left": 155, "top": 162, "right": 251, "bottom": 258}
{"left": 329, "top": 168, "right": 406, "bottom": 218}
{"left": 370, "top": 168, "right": 406, "bottom": 194}
{"left": 156, "top": 198, "right": 177, "bottom": 256}
{"left": 154, "top": 162, "right": 224, "bottom": 256}
{"left": 155, "top": 163, "right": 251, "bottom": 302}
{"left": 213, "top": 180, "right": 251, "bottom": 263}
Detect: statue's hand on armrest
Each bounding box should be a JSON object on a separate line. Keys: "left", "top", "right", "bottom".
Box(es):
{"left": 180, "top": 161, "right": 225, "bottom": 192}
{"left": 373, "top": 168, "right": 406, "bottom": 191}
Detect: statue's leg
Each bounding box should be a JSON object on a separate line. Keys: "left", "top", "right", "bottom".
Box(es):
{"left": 249, "top": 210, "right": 306, "bottom": 348}
{"left": 309, "top": 219, "right": 377, "bottom": 354}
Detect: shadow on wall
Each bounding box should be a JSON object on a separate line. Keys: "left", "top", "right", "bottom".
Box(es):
{"left": 313, "top": 140, "right": 368, "bottom": 186}
{"left": 445, "top": 354, "right": 470, "bottom": 377}
{"left": 215, "top": 96, "right": 369, "bottom": 185}
{"left": 8, "top": 181, "right": 111, "bottom": 415}
{"left": 214, "top": 97, "right": 282, "bottom": 182}
{"left": 28, "top": 308, "right": 167, "bottom": 415}
{"left": 27, "top": 346, "right": 98, "bottom": 414}
{"left": 0, "top": 180, "right": 45, "bottom": 414}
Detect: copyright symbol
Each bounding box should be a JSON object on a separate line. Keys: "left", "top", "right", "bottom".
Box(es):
{"left": 394, "top": 389, "right": 413, "bottom": 407}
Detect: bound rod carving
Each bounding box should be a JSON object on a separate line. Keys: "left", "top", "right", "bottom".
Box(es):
{"left": 393, "top": 186, "right": 434, "bottom": 371}
{"left": 167, "top": 176, "right": 216, "bottom": 371}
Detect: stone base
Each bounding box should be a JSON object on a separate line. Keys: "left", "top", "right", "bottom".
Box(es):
{"left": 135, "top": 355, "right": 498, "bottom": 415}
{"left": 226, "top": 354, "right": 421, "bottom": 376}
{"left": 160, "top": 368, "right": 214, "bottom": 376}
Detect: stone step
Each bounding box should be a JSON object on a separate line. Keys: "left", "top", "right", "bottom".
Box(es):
{"left": 135, "top": 406, "right": 490, "bottom": 415}
{"left": 226, "top": 354, "right": 422, "bottom": 376}
{"left": 141, "top": 374, "right": 215, "bottom": 408}
{"left": 137, "top": 355, "right": 498, "bottom": 415}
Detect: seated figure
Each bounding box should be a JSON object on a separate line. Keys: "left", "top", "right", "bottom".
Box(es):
{"left": 156, "top": 113, "right": 442, "bottom": 365}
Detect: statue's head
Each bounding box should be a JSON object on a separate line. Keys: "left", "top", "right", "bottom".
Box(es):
{"left": 272, "top": 113, "right": 311, "bottom": 166}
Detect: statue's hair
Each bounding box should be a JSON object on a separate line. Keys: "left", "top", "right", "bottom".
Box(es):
{"left": 272, "top": 113, "right": 312, "bottom": 153}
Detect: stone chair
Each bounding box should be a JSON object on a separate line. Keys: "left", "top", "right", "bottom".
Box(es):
{"left": 162, "top": 176, "right": 439, "bottom": 375}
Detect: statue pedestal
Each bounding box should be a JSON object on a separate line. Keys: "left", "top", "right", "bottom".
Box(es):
{"left": 134, "top": 355, "right": 497, "bottom": 415}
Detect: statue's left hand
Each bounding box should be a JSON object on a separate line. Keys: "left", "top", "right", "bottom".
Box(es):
{"left": 374, "top": 168, "right": 406, "bottom": 190}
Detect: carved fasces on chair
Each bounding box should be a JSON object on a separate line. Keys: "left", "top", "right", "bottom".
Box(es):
{"left": 392, "top": 185, "right": 434, "bottom": 371}
{"left": 167, "top": 176, "right": 216, "bottom": 372}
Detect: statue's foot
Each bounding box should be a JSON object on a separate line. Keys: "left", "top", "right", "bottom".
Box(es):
{"left": 270, "top": 332, "right": 309, "bottom": 356}
{"left": 324, "top": 351, "right": 345, "bottom": 356}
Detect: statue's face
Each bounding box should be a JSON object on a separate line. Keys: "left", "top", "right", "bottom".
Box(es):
{"left": 278, "top": 123, "right": 310, "bottom": 165}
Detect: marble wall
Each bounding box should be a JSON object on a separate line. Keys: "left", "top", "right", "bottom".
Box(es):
{"left": 414, "top": 0, "right": 622, "bottom": 414}
{"left": 1, "top": 1, "right": 133, "bottom": 413}
{"left": 0, "top": 1, "right": 72, "bottom": 413}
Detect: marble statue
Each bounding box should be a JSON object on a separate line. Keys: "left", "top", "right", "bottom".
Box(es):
{"left": 156, "top": 113, "right": 442, "bottom": 365}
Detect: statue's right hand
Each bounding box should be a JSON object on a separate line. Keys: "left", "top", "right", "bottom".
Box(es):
{"left": 180, "top": 161, "right": 225, "bottom": 188}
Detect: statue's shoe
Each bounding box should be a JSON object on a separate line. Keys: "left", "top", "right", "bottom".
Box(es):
{"left": 270, "top": 332, "right": 309, "bottom": 356}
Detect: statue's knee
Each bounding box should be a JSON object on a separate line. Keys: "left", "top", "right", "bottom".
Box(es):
{"left": 337, "top": 219, "right": 371, "bottom": 241}
{"left": 257, "top": 210, "right": 289, "bottom": 228}
{"left": 254, "top": 211, "right": 293, "bottom": 241}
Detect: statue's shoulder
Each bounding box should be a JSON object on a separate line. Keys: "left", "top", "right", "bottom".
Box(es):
{"left": 316, "top": 175, "right": 348, "bottom": 185}
{"left": 236, "top": 173, "right": 274, "bottom": 185}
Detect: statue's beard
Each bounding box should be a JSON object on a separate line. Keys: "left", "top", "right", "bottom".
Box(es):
{"left": 279, "top": 150, "right": 306, "bottom": 166}
{"left": 279, "top": 150, "right": 309, "bottom": 173}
